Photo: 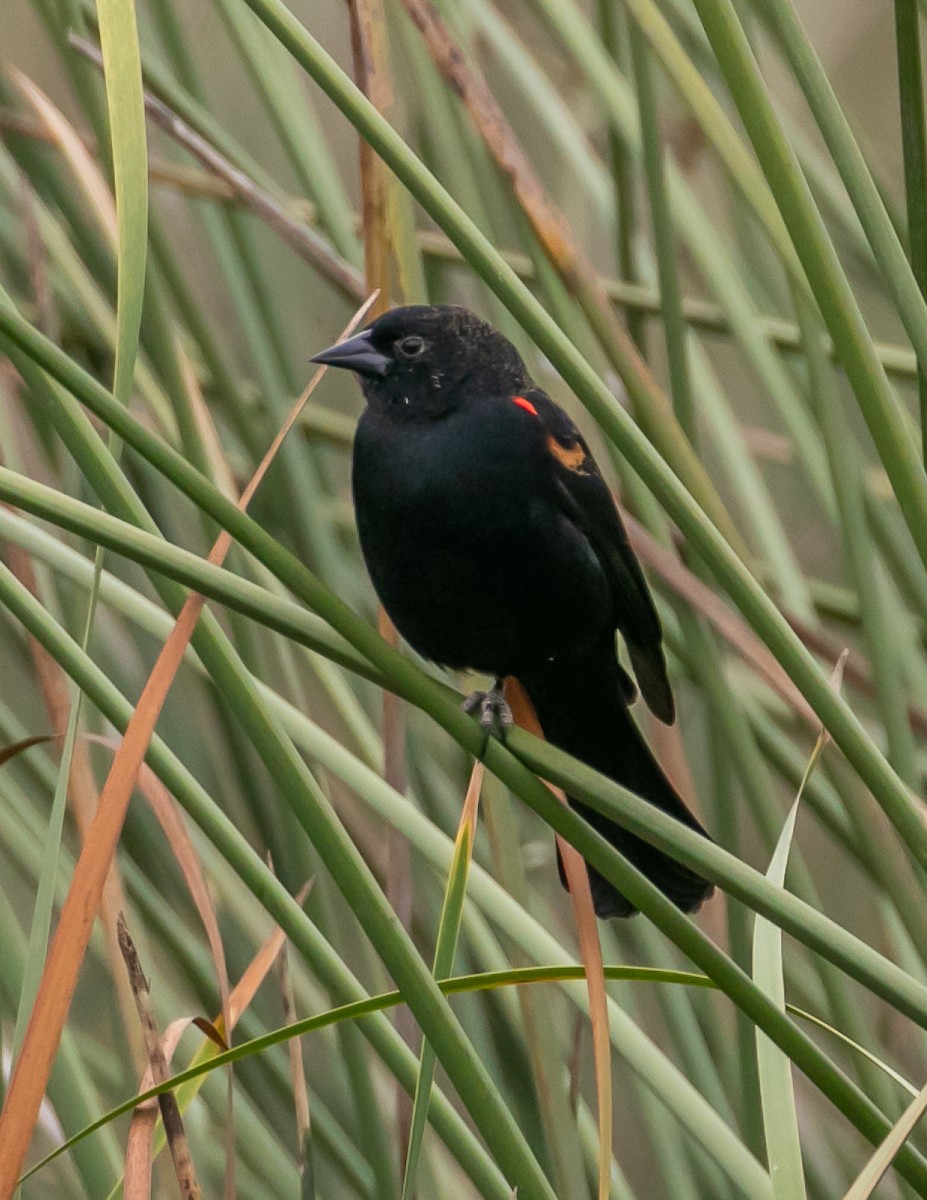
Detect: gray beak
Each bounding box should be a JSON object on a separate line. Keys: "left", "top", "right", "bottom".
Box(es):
{"left": 311, "top": 328, "right": 392, "bottom": 377}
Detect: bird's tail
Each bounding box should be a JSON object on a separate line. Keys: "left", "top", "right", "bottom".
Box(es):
{"left": 519, "top": 651, "right": 714, "bottom": 918}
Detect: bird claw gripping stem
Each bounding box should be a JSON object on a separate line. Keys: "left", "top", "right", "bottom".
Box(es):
{"left": 462, "top": 680, "right": 514, "bottom": 735}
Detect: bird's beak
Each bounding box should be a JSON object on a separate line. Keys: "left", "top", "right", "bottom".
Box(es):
{"left": 311, "top": 329, "right": 392, "bottom": 377}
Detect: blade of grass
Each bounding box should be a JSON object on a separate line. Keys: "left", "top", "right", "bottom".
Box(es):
{"left": 0, "top": 734, "right": 55, "bottom": 766}
{"left": 0, "top": 146, "right": 176, "bottom": 436}
{"left": 401, "top": 763, "right": 483, "bottom": 1200}
{"left": 123, "top": 1015, "right": 196, "bottom": 1200}
{"left": 895, "top": 0, "right": 927, "bottom": 460}
{"left": 274, "top": 935, "right": 314, "bottom": 1200}
{"left": 797, "top": 297, "right": 920, "bottom": 786}
{"left": 0, "top": 885, "right": 122, "bottom": 1199}
{"left": 121, "top": 739, "right": 235, "bottom": 1200}
{"left": 677, "top": 617, "right": 871, "bottom": 1094}
{"left": 10, "top": 70, "right": 117, "bottom": 245}
{"left": 212, "top": 0, "right": 359, "bottom": 264}
{"left": 2, "top": 544, "right": 144, "bottom": 1074}
{"left": 626, "top": 21, "right": 693, "bottom": 434}
{"left": 95, "top": 0, "right": 147, "bottom": 426}
{"left": 596, "top": 0, "right": 644, "bottom": 349}
{"left": 479, "top": 774, "right": 587, "bottom": 1200}
{"left": 10, "top": 963, "right": 709, "bottom": 1188}
{"left": 554, "top": 839, "right": 612, "bottom": 1200}
{"left": 754, "top": 798, "right": 808, "bottom": 1199}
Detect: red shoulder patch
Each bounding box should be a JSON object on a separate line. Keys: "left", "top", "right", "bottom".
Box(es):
{"left": 512, "top": 395, "right": 538, "bottom": 416}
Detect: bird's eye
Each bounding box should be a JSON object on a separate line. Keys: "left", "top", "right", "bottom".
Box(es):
{"left": 396, "top": 335, "right": 425, "bottom": 359}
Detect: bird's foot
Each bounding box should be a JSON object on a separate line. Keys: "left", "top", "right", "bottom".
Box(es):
{"left": 462, "top": 679, "right": 513, "bottom": 735}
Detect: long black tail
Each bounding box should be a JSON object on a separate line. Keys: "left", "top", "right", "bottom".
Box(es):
{"left": 519, "top": 650, "right": 714, "bottom": 919}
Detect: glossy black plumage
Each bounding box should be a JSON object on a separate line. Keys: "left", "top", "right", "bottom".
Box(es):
{"left": 313, "top": 304, "right": 713, "bottom": 918}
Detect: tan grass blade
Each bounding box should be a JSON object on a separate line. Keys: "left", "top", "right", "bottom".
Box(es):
{"left": 118, "top": 915, "right": 203, "bottom": 1199}
{"left": 10, "top": 69, "right": 117, "bottom": 245}
{"left": 5, "top": 545, "right": 142, "bottom": 1069}
{"left": 275, "top": 934, "right": 313, "bottom": 1191}
{"left": 221, "top": 880, "right": 314, "bottom": 1037}
{"left": 129, "top": 881, "right": 313, "bottom": 1199}
{"left": 842, "top": 1076, "right": 927, "bottom": 1199}
{"left": 95, "top": 743, "right": 233, "bottom": 1035}
{"left": 555, "top": 839, "right": 612, "bottom": 1200}
{"left": 347, "top": 11, "right": 417, "bottom": 1158}
{"left": 124, "top": 1017, "right": 196, "bottom": 1200}
{"left": 118, "top": 739, "right": 238, "bottom": 1196}
{"left": 505, "top": 679, "right": 613, "bottom": 1200}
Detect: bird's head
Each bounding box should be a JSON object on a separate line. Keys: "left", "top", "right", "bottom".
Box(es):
{"left": 311, "top": 304, "right": 531, "bottom": 416}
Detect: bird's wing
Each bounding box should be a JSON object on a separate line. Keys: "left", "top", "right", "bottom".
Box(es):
{"left": 523, "top": 388, "right": 675, "bottom": 724}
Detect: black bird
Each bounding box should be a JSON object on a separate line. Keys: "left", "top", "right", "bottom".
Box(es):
{"left": 313, "top": 305, "right": 713, "bottom": 918}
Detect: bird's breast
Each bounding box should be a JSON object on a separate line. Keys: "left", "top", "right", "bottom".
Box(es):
{"left": 351, "top": 404, "right": 610, "bottom": 673}
{"left": 354, "top": 402, "right": 544, "bottom": 528}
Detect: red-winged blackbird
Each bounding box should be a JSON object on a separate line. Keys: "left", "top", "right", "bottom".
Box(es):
{"left": 313, "top": 305, "right": 713, "bottom": 918}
